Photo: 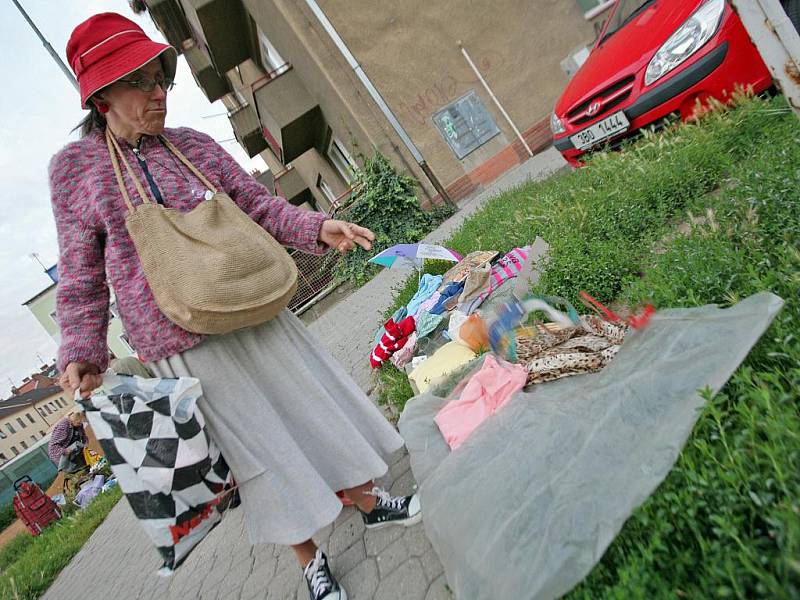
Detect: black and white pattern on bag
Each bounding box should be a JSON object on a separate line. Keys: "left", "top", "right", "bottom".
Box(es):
{"left": 78, "top": 373, "right": 234, "bottom": 575}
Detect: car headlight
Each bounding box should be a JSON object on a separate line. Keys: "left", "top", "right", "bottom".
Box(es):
{"left": 550, "top": 112, "right": 566, "bottom": 135}
{"left": 644, "top": 0, "right": 726, "bottom": 86}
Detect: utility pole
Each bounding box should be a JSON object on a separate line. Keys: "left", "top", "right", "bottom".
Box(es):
{"left": 730, "top": 0, "right": 800, "bottom": 119}
{"left": 9, "top": 0, "right": 79, "bottom": 91}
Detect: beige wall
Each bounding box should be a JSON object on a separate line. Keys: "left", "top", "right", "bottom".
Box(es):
{"left": 0, "top": 391, "right": 71, "bottom": 462}
{"left": 242, "top": 0, "right": 435, "bottom": 198}
{"left": 317, "top": 0, "right": 594, "bottom": 186}
{"left": 292, "top": 147, "right": 350, "bottom": 212}
{"left": 172, "top": 0, "right": 593, "bottom": 200}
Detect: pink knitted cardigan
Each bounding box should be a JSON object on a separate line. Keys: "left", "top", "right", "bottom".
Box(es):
{"left": 49, "top": 126, "right": 328, "bottom": 372}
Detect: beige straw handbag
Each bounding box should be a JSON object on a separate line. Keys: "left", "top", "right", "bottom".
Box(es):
{"left": 106, "top": 128, "right": 298, "bottom": 334}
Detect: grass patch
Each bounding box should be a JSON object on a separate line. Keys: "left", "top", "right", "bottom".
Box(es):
{"left": 375, "top": 94, "right": 800, "bottom": 595}
{"left": 0, "top": 488, "right": 122, "bottom": 600}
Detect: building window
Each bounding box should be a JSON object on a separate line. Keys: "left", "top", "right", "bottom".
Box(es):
{"left": 26, "top": 413, "right": 35, "bottom": 424}
{"left": 0, "top": 430, "right": 6, "bottom": 439}
{"left": 11, "top": 447, "right": 18, "bottom": 456}
{"left": 119, "top": 334, "right": 135, "bottom": 354}
{"left": 110, "top": 301, "right": 119, "bottom": 319}
{"left": 16, "top": 417, "right": 26, "bottom": 429}
{"left": 327, "top": 137, "right": 357, "bottom": 184}
{"left": 19, "top": 441, "right": 27, "bottom": 450}
{"left": 39, "top": 430, "right": 45, "bottom": 436}
{"left": 49, "top": 309, "right": 58, "bottom": 326}
{"left": 30, "top": 435, "right": 37, "bottom": 443}
{"left": 317, "top": 175, "right": 337, "bottom": 206}
{"left": 6, "top": 423, "right": 16, "bottom": 434}
{"left": 257, "top": 27, "right": 286, "bottom": 72}
{"left": 44, "top": 406, "right": 52, "bottom": 415}
{"left": 0, "top": 453, "right": 6, "bottom": 461}
{"left": 233, "top": 88, "right": 248, "bottom": 108}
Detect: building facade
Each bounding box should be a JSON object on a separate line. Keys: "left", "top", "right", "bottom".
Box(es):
{"left": 0, "top": 385, "right": 72, "bottom": 464}
{"left": 23, "top": 283, "right": 136, "bottom": 363}
{"left": 140, "top": 0, "right": 610, "bottom": 208}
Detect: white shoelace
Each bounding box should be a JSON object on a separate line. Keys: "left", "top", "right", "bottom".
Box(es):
{"left": 304, "top": 549, "right": 332, "bottom": 598}
{"left": 366, "top": 486, "right": 405, "bottom": 511}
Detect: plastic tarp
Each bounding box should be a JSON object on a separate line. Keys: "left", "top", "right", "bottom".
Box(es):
{"left": 398, "top": 293, "right": 783, "bottom": 600}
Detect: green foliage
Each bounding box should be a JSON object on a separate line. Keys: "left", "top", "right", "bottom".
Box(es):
{"left": 0, "top": 487, "right": 122, "bottom": 599}
{"left": 376, "top": 95, "right": 800, "bottom": 596}
{"left": 0, "top": 503, "right": 16, "bottom": 534}
{"left": 332, "top": 153, "right": 455, "bottom": 286}
{"left": 570, "top": 104, "right": 800, "bottom": 599}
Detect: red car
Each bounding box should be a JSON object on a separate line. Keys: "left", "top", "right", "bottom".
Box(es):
{"left": 551, "top": 0, "right": 774, "bottom": 166}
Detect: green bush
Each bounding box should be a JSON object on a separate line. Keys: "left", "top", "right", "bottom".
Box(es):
{"left": 0, "top": 487, "right": 122, "bottom": 599}
{"left": 570, "top": 103, "right": 800, "bottom": 599}
{"left": 332, "top": 153, "right": 454, "bottom": 285}
{"left": 0, "top": 503, "right": 16, "bottom": 534}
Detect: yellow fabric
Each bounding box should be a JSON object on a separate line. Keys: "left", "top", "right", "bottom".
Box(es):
{"left": 82, "top": 447, "right": 102, "bottom": 468}
{"left": 408, "top": 342, "right": 477, "bottom": 393}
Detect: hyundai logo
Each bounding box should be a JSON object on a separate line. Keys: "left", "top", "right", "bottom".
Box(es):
{"left": 586, "top": 101, "right": 602, "bottom": 116}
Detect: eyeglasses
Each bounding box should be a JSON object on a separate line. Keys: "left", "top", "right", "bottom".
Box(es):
{"left": 118, "top": 73, "right": 175, "bottom": 93}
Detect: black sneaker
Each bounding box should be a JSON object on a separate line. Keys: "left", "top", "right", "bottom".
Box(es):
{"left": 303, "top": 549, "right": 347, "bottom": 600}
{"left": 360, "top": 486, "right": 422, "bottom": 529}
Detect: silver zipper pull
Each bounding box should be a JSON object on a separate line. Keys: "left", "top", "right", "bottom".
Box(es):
{"left": 132, "top": 147, "right": 145, "bottom": 161}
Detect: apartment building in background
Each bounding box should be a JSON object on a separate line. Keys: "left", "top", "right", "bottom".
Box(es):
{"left": 23, "top": 281, "right": 135, "bottom": 363}
{"left": 138, "top": 0, "right": 610, "bottom": 210}
{"left": 0, "top": 385, "right": 72, "bottom": 465}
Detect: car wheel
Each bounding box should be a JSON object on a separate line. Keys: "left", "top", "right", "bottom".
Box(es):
{"left": 783, "top": 0, "right": 800, "bottom": 32}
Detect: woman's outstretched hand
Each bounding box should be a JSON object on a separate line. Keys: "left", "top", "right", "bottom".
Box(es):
{"left": 319, "top": 220, "right": 375, "bottom": 254}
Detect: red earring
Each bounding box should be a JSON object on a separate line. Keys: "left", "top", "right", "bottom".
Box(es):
{"left": 96, "top": 102, "right": 109, "bottom": 114}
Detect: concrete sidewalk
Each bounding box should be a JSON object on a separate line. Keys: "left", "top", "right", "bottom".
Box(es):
{"left": 42, "top": 149, "right": 567, "bottom": 600}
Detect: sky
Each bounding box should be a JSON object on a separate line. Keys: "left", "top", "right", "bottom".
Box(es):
{"left": 0, "top": 0, "right": 265, "bottom": 398}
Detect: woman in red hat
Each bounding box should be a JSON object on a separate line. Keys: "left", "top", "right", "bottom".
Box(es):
{"left": 53, "top": 13, "right": 420, "bottom": 600}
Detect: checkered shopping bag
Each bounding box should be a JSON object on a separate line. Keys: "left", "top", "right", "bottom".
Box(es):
{"left": 77, "top": 373, "right": 235, "bottom": 575}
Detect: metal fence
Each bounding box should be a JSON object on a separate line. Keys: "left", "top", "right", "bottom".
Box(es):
{"left": 287, "top": 190, "right": 356, "bottom": 314}
{"left": 287, "top": 249, "right": 341, "bottom": 313}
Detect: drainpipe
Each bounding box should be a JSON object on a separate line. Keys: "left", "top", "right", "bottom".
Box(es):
{"left": 458, "top": 41, "right": 534, "bottom": 158}
{"left": 302, "top": 0, "right": 457, "bottom": 209}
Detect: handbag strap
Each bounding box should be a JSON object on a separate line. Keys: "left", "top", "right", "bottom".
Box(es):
{"left": 106, "top": 127, "right": 155, "bottom": 213}
{"left": 105, "top": 128, "right": 219, "bottom": 214}
{"left": 158, "top": 136, "right": 218, "bottom": 194}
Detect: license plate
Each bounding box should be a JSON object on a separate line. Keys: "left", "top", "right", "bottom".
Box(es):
{"left": 570, "top": 111, "right": 630, "bottom": 150}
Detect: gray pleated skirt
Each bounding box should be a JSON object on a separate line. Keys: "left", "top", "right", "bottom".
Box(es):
{"left": 148, "top": 310, "right": 404, "bottom": 546}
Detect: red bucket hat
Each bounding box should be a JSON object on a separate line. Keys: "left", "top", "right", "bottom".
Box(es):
{"left": 67, "top": 12, "right": 178, "bottom": 108}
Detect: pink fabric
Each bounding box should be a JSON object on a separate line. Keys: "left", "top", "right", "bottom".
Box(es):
{"left": 434, "top": 355, "right": 527, "bottom": 450}
{"left": 390, "top": 333, "right": 417, "bottom": 368}
{"left": 50, "top": 127, "right": 328, "bottom": 371}
{"left": 414, "top": 292, "right": 441, "bottom": 318}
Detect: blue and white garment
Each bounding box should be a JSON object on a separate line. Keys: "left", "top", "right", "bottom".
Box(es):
{"left": 406, "top": 274, "right": 443, "bottom": 316}
{"left": 77, "top": 373, "right": 234, "bottom": 576}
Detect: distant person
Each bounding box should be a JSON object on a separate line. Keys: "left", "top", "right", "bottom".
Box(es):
{"left": 48, "top": 412, "right": 87, "bottom": 474}
{"left": 53, "top": 13, "right": 419, "bottom": 600}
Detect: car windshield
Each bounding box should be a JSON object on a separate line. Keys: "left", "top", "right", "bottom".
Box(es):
{"left": 601, "top": 0, "right": 658, "bottom": 43}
